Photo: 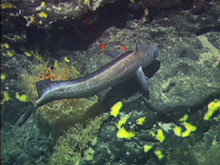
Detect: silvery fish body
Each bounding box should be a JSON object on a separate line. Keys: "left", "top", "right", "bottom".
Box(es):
{"left": 16, "top": 44, "right": 159, "bottom": 126}
{"left": 35, "top": 45, "right": 159, "bottom": 108}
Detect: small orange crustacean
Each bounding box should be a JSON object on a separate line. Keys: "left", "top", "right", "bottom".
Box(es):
{"left": 39, "top": 67, "right": 55, "bottom": 81}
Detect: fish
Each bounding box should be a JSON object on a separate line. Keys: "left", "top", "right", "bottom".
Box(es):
{"left": 16, "top": 44, "right": 159, "bottom": 126}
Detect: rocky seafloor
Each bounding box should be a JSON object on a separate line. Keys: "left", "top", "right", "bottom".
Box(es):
{"left": 1, "top": 0, "right": 220, "bottom": 164}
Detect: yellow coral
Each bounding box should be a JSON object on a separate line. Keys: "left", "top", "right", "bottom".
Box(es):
{"left": 26, "top": 16, "right": 37, "bottom": 27}
{"left": 39, "top": 12, "right": 49, "bottom": 18}
{"left": 115, "top": 113, "right": 136, "bottom": 139}
{"left": 1, "top": 91, "right": 12, "bottom": 104}
{"left": 152, "top": 129, "right": 166, "bottom": 143}
{"left": 84, "top": 0, "right": 92, "bottom": 6}
{"left": 24, "top": 50, "right": 34, "bottom": 57}
{"left": 173, "top": 122, "right": 197, "bottom": 137}
{"left": 181, "top": 122, "right": 197, "bottom": 137}
{"left": 154, "top": 150, "right": 165, "bottom": 160}
{"left": 16, "top": 92, "right": 31, "bottom": 102}
{"left": 3, "top": 43, "right": 10, "bottom": 49}
{"left": 204, "top": 100, "right": 220, "bottom": 120}
{"left": 179, "top": 114, "right": 189, "bottom": 122}
{"left": 144, "top": 144, "right": 153, "bottom": 153}
{"left": 117, "top": 115, "right": 129, "bottom": 129}
{"left": 130, "top": 0, "right": 138, "bottom": 3}
{"left": 1, "top": 74, "right": 8, "bottom": 80}
{"left": 1, "top": 3, "right": 16, "bottom": 9}
{"left": 110, "top": 101, "right": 123, "bottom": 117}
{"left": 36, "top": 2, "right": 48, "bottom": 11}
{"left": 7, "top": 50, "right": 16, "bottom": 57}
{"left": 117, "top": 127, "right": 136, "bottom": 139}
{"left": 136, "top": 117, "right": 147, "bottom": 125}
{"left": 64, "top": 57, "right": 71, "bottom": 63}
{"left": 173, "top": 126, "right": 183, "bottom": 137}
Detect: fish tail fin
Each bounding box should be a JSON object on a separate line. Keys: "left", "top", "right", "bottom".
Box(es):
{"left": 36, "top": 80, "right": 53, "bottom": 97}
{"left": 16, "top": 107, "right": 36, "bottom": 126}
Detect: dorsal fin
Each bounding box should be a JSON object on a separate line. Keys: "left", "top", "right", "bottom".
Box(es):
{"left": 105, "top": 50, "right": 133, "bottom": 59}
{"left": 36, "top": 80, "right": 52, "bottom": 97}
{"left": 105, "top": 50, "right": 121, "bottom": 58}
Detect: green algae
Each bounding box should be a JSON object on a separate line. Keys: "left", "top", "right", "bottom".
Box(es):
{"left": 50, "top": 114, "right": 109, "bottom": 165}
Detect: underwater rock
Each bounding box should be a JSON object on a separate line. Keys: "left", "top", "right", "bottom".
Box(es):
{"left": 1, "top": 0, "right": 118, "bottom": 29}
{"left": 80, "top": 1, "right": 220, "bottom": 164}
{"left": 49, "top": 114, "right": 109, "bottom": 165}
{"left": 0, "top": 0, "right": 199, "bottom": 29}
{"left": 148, "top": 32, "right": 220, "bottom": 114}
{"left": 2, "top": 122, "right": 53, "bottom": 165}
{"left": 37, "top": 95, "right": 99, "bottom": 140}
{"left": 87, "top": 95, "right": 160, "bottom": 164}
{"left": 2, "top": 0, "right": 220, "bottom": 164}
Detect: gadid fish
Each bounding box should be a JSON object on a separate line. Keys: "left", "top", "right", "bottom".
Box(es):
{"left": 17, "top": 44, "right": 159, "bottom": 126}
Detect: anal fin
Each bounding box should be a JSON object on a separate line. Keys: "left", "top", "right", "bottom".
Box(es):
{"left": 16, "top": 106, "right": 36, "bottom": 126}
{"left": 106, "top": 50, "right": 121, "bottom": 58}
{"left": 36, "top": 80, "right": 53, "bottom": 97}
{"left": 105, "top": 50, "right": 133, "bottom": 58}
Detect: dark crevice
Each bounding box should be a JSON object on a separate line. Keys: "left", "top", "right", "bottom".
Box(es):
{"left": 195, "top": 25, "right": 220, "bottom": 35}
{"left": 20, "top": 0, "right": 148, "bottom": 56}
{"left": 2, "top": 0, "right": 219, "bottom": 57}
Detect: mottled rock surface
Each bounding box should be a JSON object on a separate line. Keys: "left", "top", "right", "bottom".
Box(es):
{"left": 1, "top": 0, "right": 220, "bottom": 164}
{"left": 148, "top": 32, "right": 220, "bottom": 114}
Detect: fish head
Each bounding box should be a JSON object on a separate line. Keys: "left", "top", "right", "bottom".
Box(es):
{"left": 136, "top": 44, "right": 160, "bottom": 67}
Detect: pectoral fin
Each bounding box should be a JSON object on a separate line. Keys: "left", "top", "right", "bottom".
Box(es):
{"left": 106, "top": 50, "right": 121, "bottom": 58}
{"left": 136, "top": 67, "right": 150, "bottom": 92}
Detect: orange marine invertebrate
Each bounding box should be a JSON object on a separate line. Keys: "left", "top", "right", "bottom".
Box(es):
{"left": 39, "top": 66, "right": 55, "bottom": 81}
